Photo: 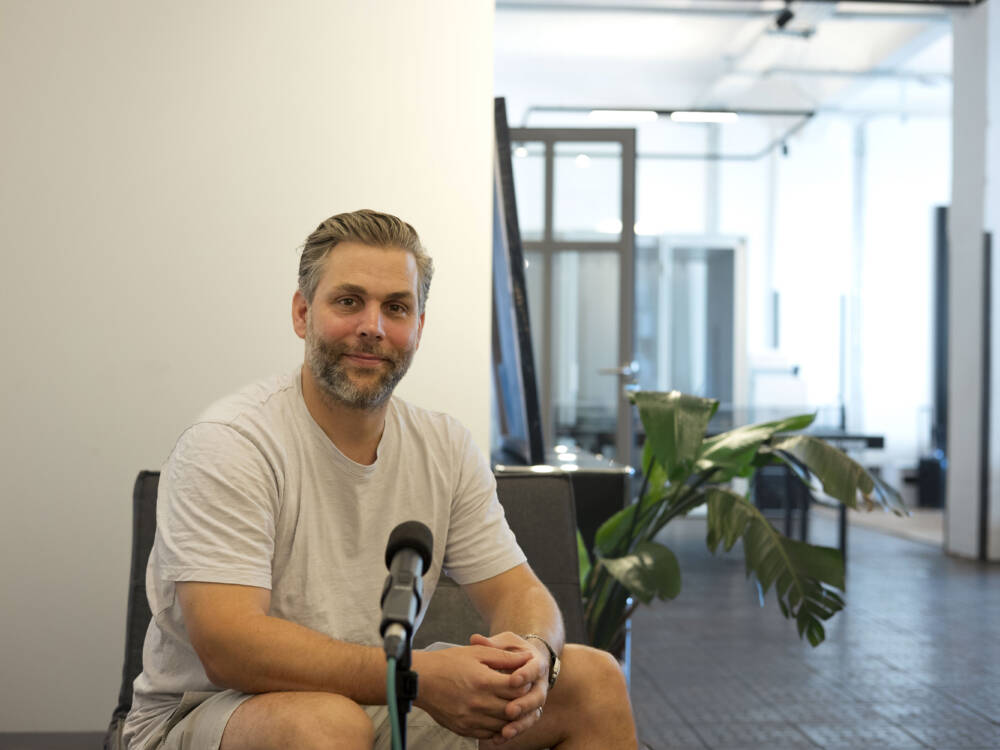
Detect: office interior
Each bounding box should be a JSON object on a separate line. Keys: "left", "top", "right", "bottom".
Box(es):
{"left": 0, "top": 0, "right": 997, "bottom": 746}
{"left": 493, "top": 0, "right": 999, "bottom": 558}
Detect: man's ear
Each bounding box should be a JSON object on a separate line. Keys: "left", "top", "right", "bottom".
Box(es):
{"left": 415, "top": 311, "right": 425, "bottom": 349}
{"left": 292, "top": 290, "right": 309, "bottom": 340}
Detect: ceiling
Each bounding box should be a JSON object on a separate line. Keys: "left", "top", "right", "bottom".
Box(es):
{"left": 495, "top": 0, "right": 957, "bottom": 134}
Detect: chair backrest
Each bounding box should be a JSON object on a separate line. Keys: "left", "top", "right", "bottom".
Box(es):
{"left": 107, "top": 470, "right": 586, "bottom": 746}
{"left": 106, "top": 471, "right": 160, "bottom": 749}
{"left": 414, "top": 472, "right": 586, "bottom": 646}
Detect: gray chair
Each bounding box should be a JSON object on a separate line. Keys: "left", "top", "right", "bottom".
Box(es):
{"left": 415, "top": 472, "right": 587, "bottom": 646}
{"left": 106, "top": 471, "right": 159, "bottom": 750}
{"left": 106, "top": 470, "right": 586, "bottom": 749}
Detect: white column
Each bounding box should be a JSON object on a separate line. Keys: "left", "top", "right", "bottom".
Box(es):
{"left": 846, "top": 122, "right": 867, "bottom": 434}
{"left": 705, "top": 123, "right": 721, "bottom": 235}
{"left": 764, "top": 136, "right": 779, "bottom": 348}
{"left": 947, "top": 1, "right": 1000, "bottom": 560}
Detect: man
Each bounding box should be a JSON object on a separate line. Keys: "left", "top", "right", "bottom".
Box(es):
{"left": 123, "top": 209, "right": 638, "bottom": 749}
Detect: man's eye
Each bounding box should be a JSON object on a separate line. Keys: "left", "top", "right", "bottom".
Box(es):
{"left": 387, "top": 303, "right": 408, "bottom": 315}
{"left": 337, "top": 297, "right": 358, "bottom": 307}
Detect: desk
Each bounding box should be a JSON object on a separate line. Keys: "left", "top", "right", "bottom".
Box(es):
{"left": 514, "top": 407, "right": 883, "bottom": 562}
{"left": 743, "top": 429, "right": 885, "bottom": 562}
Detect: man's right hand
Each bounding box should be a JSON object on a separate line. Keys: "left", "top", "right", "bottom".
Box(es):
{"left": 411, "top": 644, "right": 534, "bottom": 739}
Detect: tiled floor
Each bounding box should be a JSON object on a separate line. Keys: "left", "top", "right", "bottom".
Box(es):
{"left": 630, "top": 514, "right": 1000, "bottom": 750}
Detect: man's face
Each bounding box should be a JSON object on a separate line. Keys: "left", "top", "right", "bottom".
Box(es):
{"left": 295, "top": 242, "right": 424, "bottom": 410}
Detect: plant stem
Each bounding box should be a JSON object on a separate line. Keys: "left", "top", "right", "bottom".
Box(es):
{"left": 641, "top": 470, "right": 715, "bottom": 545}
{"left": 621, "top": 450, "right": 656, "bottom": 556}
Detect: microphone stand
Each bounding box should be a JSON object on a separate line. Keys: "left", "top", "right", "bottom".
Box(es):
{"left": 384, "top": 623, "right": 419, "bottom": 750}
{"left": 380, "top": 521, "right": 432, "bottom": 750}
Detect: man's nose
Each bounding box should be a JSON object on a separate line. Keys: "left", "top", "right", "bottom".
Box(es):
{"left": 357, "top": 305, "right": 385, "bottom": 339}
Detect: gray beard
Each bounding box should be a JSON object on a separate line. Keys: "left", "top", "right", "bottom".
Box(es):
{"left": 305, "top": 324, "right": 413, "bottom": 411}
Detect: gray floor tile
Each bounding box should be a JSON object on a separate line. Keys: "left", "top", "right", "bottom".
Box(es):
{"left": 688, "top": 721, "right": 819, "bottom": 749}
{"left": 771, "top": 699, "right": 885, "bottom": 723}
{"left": 946, "top": 694, "right": 1000, "bottom": 723}
{"left": 901, "top": 719, "right": 1000, "bottom": 748}
{"left": 795, "top": 721, "right": 927, "bottom": 748}
{"left": 873, "top": 700, "right": 989, "bottom": 724}
{"left": 635, "top": 719, "right": 708, "bottom": 749}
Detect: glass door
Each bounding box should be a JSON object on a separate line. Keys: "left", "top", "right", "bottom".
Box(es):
{"left": 511, "top": 128, "right": 637, "bottom": 466}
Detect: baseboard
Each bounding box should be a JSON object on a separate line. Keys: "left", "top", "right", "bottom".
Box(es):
{"left": 0, "top": 732, "right": 104, "bottom": 750}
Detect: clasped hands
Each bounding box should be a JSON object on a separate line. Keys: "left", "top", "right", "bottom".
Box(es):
{"left": 412, "top": 631, "right": 550, "bottom": 743}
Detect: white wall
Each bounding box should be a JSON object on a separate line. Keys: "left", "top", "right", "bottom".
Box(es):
{"left": 0, "top": 0, "right": 494, "bottom": 731}
{"left": 772, "top": 118, "right": 855, "bottom": 410}
{"left": 862, "top": 116, "right": 950, "bottom": 463}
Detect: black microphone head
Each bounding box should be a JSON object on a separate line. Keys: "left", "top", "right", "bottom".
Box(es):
{"left": 384, "top": 520, "right": 433, "bottom": 572}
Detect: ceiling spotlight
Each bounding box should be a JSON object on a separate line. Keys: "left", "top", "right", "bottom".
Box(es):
{"left": 775, "top": 2, "right": 794, "bottom": 30}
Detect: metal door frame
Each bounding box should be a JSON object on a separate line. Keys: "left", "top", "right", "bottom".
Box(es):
{"left": 510, "top": 127, "right": 636, "bottom": 465}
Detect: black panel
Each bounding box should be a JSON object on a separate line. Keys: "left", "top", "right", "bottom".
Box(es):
{"left": 980, "top": 231, "right": 991, "bottom": 562}
{"left": 491, "top": 98, "right": 545, "bottom": 465}
{"left": 933, "top": 206, "right": 949, "bottom": 456}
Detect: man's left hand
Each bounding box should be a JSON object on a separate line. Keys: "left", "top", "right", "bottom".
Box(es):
{"left": 468, "top": 631, "right": 550, "bottom": 743}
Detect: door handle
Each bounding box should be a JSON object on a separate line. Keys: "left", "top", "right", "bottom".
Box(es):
{"left": 598, "top": 361, "right": 639, "bottom": 383}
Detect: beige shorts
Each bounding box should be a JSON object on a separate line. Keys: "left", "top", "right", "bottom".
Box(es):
{"left": 151, "top": 688, "right": 476, "bottom": 750}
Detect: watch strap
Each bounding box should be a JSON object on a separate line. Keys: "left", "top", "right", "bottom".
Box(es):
{"left": 522, "top": 633, "right": 560, "bottom": 689}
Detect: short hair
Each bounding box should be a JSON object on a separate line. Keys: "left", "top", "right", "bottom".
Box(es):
{"left": 298, "top": 209, "right": 434, "bottom": 312}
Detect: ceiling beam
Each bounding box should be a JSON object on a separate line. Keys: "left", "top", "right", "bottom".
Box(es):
{"left": 496, "top": 1, "right": 955, "bottom": 22}
{"left": 761, "top": 66, "right": 951, "bottom": 82}
{"left": 526, "top": 105, "right": 816, "bottom": 118}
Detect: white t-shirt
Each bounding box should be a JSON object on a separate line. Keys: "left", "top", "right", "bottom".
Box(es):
{"left": 123, "top": 370, "right": 525, "bottom": 748}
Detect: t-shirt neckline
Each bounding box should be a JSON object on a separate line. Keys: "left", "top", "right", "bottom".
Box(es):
{"left": 293, "top": 366, "right": 396, "bottom": 479}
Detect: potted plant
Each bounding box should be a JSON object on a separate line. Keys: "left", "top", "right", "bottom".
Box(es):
{"left": 579, "top": 391, "right": 906, "bottom": 656}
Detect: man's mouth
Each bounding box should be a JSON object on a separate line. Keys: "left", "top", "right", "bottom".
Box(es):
{"left": 343, "top": 351, "right": 389, "bottom": 366}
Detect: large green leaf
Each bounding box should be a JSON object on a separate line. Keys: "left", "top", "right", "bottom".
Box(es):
{"left": 639, "top": 440, "right": 669, "bottom": 505}
{"left": 704, "top": 487, "right": 752, "bottom": 553}
{"left": 593, "top": 444, "right": 669, "bottom": 558}
{"left": 632, "top": 391, "right": 717, "bottom": 480}
{"left": 598, "top": 541, "right": 682, "bottom": 605}
{"left": 594, "top": 505, "right": 636, "bottom": 559}
{"left": 706, "top": 488, "right": 846, "bottom": 647}
{"left": 696, "top": 413, "right": 816, "bottom": 481}
{"left": 577, "top": 529, "right": 592, "bottom": 588}
{"left": 772, "top": 435, "right": 907, "bottom": 516}
{"left": 593, "top": 492, "right": 668, "bottom": 558}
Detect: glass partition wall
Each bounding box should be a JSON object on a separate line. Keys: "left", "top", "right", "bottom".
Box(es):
{"left": 510, "top": 129, "right": 637, "bottom": 465}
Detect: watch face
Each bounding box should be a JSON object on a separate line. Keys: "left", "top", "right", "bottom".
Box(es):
{"left": 549, "top": 655, "right": 561, "bottom": 688}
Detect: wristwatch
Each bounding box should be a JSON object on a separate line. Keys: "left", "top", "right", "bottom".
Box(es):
{"left": 522, "top": 633, "right": 561, "bottom": 689}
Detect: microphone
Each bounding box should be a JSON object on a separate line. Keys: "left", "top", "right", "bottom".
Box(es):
{"left": 380, "top": 521, "right": 433, "bottom": 660}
